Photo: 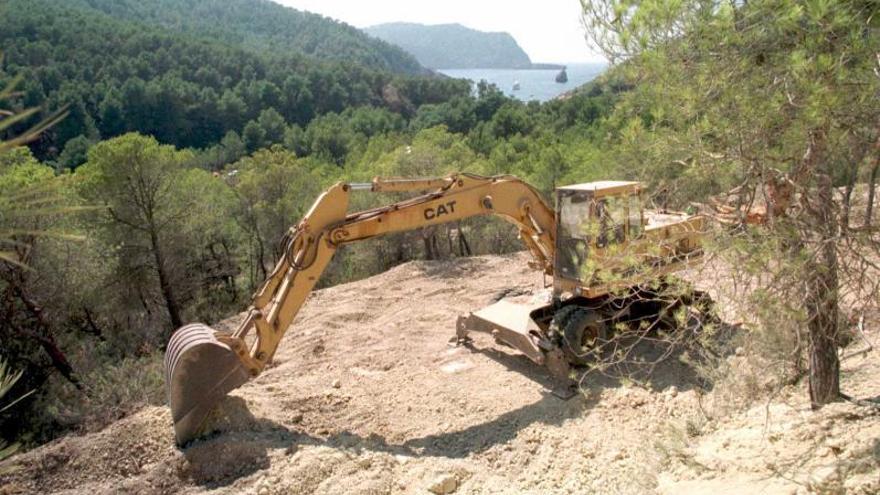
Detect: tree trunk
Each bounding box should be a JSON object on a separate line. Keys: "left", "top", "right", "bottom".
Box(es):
{"left": 862, "top": 132, "right": 880, "bottom": 227}
{"left": 432, "top": 235, "right": 441, "bottom": 260}
{"left": 148, "top": 227, "right": 183, "bottom": 330}
{"left": 841, "top": 162, "right": 858, "bottom": 230}
{"left": 6, "top": 283, "right": 80, "bottom": 388}
{"left": 81, "top": 306, "right": 105, "bottom": 341}
{"left": 255, "top": 232, "right": 267, "bottom": 282}
{"left": 446, "top": 226, "right": 455, "bottom": 257}
{"left": 806, "top": 251, "right": 840, "bottom": 408}
{"left": 867, "top": 155, "right": 878, "bottom": 227}
{"left": 805, "top": 131, "right": 841, "bottom": 408}
{"left": 421, "top": 228, "right": 436, "bottom": 260}
{"left": 458, "top": 222, "right": 472, "bottom": 256}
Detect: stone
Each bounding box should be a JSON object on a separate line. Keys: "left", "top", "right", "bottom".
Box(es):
{"left": 809, "top": 465, "right": 841, "bottom": 492}
{"left": 428, "top": 474, "right": 458, "bottom": 494}
{"left": 332, "top": 379, "right": 341, "bottom": 388}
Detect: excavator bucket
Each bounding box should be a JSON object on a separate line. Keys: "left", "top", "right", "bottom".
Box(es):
{"left": 164, "top": 324, "right": 250, "bottom": 445}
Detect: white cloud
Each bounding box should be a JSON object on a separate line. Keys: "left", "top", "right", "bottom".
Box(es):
{"left": 274, "top": 0, "right": 606, "bottom": 64}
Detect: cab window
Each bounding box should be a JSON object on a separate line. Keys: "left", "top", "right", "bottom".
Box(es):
{"left": 628, "top": 194, "right": 643, "bottom": 238}
{"left": 556, "top": 191, "right": 592, "bottom": 280}
{"left": 595, "top": 197, "right": 626, "bottom": 247}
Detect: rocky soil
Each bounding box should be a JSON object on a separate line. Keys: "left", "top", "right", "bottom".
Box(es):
{"left": 1, "top": 253, "right": 877, "bottom": 494}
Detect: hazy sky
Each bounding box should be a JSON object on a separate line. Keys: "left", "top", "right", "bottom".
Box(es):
{"left": 274, "top": 0, "right": 605, "bottom": 64}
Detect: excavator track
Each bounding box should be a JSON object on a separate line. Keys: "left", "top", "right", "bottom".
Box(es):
{"left": 165, "top": 324, "right": 250, "bottom": 445}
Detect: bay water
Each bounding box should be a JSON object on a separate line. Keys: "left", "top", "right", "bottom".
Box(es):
{"left": 438, "top": 63, "right": 607, "bottom": 102}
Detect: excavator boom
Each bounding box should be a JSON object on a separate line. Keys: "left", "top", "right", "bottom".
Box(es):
{"left": 166, "top": 173, "right": 557, "bottom": 444}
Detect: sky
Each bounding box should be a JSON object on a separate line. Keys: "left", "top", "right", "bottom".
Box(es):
{"left": 274, "top": 0, "right": 606, "bottom": 64}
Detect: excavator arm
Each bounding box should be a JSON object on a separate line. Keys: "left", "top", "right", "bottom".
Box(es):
{"left": 166, "top": 173, "right": 556, "bottom": 444}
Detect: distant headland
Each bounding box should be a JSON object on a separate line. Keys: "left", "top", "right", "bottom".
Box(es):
{"left": 365, "top": 22, "right": 564, "bottom": 70}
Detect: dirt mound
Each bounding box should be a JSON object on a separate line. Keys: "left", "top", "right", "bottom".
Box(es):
{"left": 2, "top": 253, "right": 878, "bottom": 494}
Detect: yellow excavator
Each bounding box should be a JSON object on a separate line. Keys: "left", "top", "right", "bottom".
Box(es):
{"left": 165, "top": 173, "right": 705, "bottom": 445}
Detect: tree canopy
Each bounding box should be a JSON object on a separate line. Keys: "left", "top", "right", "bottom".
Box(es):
{"left": 582, "top": 0, "right": 880, "bottom": 406}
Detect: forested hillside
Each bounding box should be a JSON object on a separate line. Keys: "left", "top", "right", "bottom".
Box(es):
{"left": 366, "top": 23, "right": 534, "bottom": 69}
{"left": 59, "top": 0, "right": 424, "bottom": 74}
{"left": 0, "top": 0, "right": 456, "bottom": 165}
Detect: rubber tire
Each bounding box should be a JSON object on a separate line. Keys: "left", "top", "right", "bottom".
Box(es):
{"left": 559, "top": 308, "right": 609, "bottom": 366}
{"left": 549, "top": 305, "right": 580, "bottom": 340}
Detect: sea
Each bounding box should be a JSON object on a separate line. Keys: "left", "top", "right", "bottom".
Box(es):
{"left": 438, "top": 63, "right": 607, "bottom": 103}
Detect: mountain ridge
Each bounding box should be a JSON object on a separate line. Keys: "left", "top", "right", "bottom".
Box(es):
{"left": 366, "top": 22, "right": 561, "bottom": 70}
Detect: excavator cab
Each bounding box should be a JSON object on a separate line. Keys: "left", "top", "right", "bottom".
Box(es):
{"left": 554, "top": 181, "right": 644, "bottom": 295}
{"left": 458, "top": 178, "right": 703, "bottom": 389}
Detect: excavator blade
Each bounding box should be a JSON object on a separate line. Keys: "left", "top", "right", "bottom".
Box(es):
{"left": 164, "top": 323, "right": 250, "bottom": 445}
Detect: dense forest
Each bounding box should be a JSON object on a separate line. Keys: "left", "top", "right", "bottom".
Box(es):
{"left": 0, "top": 0, "right": 460, "bottom": 166}
{"left": 0, "top": 0, "right": 878, "bottom": 464}
{"left": 59, "top": 0, "right": 425, "bottom": 74}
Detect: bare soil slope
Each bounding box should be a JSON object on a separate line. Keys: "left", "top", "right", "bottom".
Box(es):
{"left": 1, "top": 253, "right": 878, "bottom": 494}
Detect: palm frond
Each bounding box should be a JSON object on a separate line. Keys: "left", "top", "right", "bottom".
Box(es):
{"left": 0, "top": 230, "right": 86, "bottom": 241}
{"left": 0, "top": 358, "right": 25, "bottom": 401}
{"left": 0, "top": 358, "right": 30, "bottom": 464}
{"left": 0, "top": 440, "right": 20, "bottom": 467}
{"left": 0, "top": 107, "right": 69, "bottom": 153}
{"left": 0, "top": 58, "right": 75, "bottom": 269}
{"left": 0, "top": 251, "right": 29, "bottom": 268}
{"left": 0, "top": 358, "right": 34, "bottom": 414}
{"left": 0, "top": 73, "right": 24, "bottom": 100}
{"left": 0, "top": 53, "right": 69, "bottom": 153}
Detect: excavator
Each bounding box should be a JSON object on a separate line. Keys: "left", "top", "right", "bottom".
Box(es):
{"left": 165, "top": 173, "right": 705, "bottom": 445}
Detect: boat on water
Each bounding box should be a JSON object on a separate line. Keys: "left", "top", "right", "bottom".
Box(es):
{"left": 555, "top": 67, "right": 568, "bottom": 83}
{"left": 512, "top": 80, "right": 520, "bottom": 91}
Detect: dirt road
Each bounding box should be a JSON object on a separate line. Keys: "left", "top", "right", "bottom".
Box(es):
{"left": 1, "top": 253, "right": 877, "bottom": 494}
